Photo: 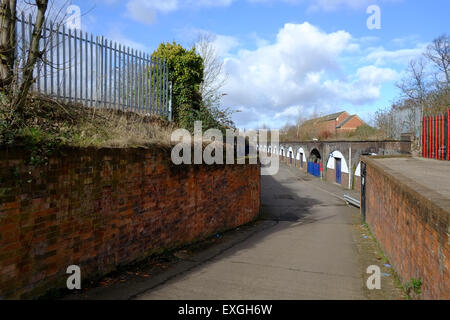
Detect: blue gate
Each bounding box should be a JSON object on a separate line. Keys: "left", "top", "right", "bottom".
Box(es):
{"left": 308, "top": 162, "right": 321, "bottom": 177}
{"left": 336, "top": 158, "right": 342, "bottom": 184}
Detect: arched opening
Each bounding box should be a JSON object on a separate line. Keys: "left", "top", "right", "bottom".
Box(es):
{"left": 308, "top": 148, "right": 322, "bottom": 177}
{"left": 297, "top": 147, "right": 306, "bottom": 168}
{"left": 309, "top": 148, "right": 322, "bottom": 163}
{"left": 326, "top": 150, "right": 349, "bottom": 185}
{"left": 288, "top": 147, "right": 294, "bottom": 164}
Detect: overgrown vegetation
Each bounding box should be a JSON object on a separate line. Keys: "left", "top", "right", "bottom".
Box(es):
{"left": 152, "top": 41, "right": 234, "bottom": 133}
{"left": 404, "top": 278, "right": 423, "bottom": 299}
{"left": 0, "top": 3, "right": 235, "bottom": 155}
{"left": 0, "top": 92, "right": 175, "bottom": 160}
{"left": 279, "top": 116, "right": 382, "bottom": 142}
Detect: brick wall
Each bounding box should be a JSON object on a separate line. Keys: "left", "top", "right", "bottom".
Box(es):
{"left": 363, "top": 157, "right": 449, "bottom": 299}
{"left": 325, "top": 168, "right": 349, "bottom": 188}
{"left": 337, "top": 116, "right": 364, "bottom": 133}
{"left": 0, "top": 147, "right": 261, "bottom": 299}
{"left": 317, "top": 120, "right": 337, "bottom": 137}
{"left": 354, "top": 176, "right": 361, "bottom": 191}
{"left": 336, "top": 112, "right": 350, "bottom": 127}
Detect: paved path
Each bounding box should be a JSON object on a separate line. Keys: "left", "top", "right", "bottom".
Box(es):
{"left": 135, "top": 165, "right": 365, "bottom": 300}
{"left": 67, "top": 164, "right": 403, "bottom": 300}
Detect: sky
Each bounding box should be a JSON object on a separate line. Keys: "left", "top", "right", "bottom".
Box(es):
{"left": 47, "top": 0, "right": 450, "bottom": 129}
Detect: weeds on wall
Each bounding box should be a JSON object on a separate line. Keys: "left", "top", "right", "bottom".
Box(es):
{"left": 0, "top": 91, "right": 176, "bottom": 164}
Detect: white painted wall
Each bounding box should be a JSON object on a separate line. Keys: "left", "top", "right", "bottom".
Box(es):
{"left": 288, "top": 147, "right": 294, "bottom": 157}
{"left": 296, "top": 147, "right": 306, "bottom": 162}
{"left": 326, "top": 151, "right": 349, "bottom": 174}
{"left": 355, "top": 162, "right": 361, "bottom": 177}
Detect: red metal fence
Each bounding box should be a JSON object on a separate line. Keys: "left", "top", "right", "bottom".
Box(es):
{"left": 421, "top": 110, "right": 450, "bottom": 160}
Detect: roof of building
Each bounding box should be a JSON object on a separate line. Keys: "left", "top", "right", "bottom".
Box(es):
{"left": 319, "top": 111, "right": 347, "bottom": 122}
{"left": 302, "top": 111, "right": 347, "bottom": 126}
{"left": 336, "top": 115, "right": 364, "bottom": 128}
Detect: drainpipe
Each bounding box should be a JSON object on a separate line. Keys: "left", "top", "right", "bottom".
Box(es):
{"left": 348, "top": 146, "right": 352, "bottom": 190}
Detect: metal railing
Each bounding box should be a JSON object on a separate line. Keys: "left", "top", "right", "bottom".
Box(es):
{"left": 421, "top": 110, "right": 449, "bottom": 160}
{"left": 16, "top": 13, "right": 172, "bottom": 119}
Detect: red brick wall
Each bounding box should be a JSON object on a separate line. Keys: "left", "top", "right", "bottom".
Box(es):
{"left": 354, "top": 176, "right": 361, "bottom": 191}
{"left": 0, "top": 147, "right": 261, "bottom": 299}
{"left": 337, "top": 116, "right": 364, "bottom": 134}
{"left": 363, "top": 157, "right": 449, "bottom": 299}
{"left": 325, "top": 168, "right": 349, "bottom": 188}
{"left": 317, "top": 120, "right": 337, "bottom": 137}
{"left": 336, "top": 112, "right": 350, "bottom": 127}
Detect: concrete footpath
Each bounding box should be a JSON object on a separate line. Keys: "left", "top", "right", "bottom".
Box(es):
{"left": 66, "top": 164, "right": 404, "bottom": 300}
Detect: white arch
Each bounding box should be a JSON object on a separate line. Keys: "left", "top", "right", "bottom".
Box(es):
{"left": 355, "top": 162, "right": 361, "bottom": 177}
{"left": 288, "top": 147, "right": 294, "bottom": 158}
{"left": 296, "top": 147, "right": 306, "bottom": 162}
{"left": 280, "top": 146, "right": 285, "bottom": 156}
{"left": 326, "top": 150, "right": 349, "bottom": 174}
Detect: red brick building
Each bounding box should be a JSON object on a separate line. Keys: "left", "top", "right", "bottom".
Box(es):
{"left": 302, "top": 111, "right": 365, "bottom": 138}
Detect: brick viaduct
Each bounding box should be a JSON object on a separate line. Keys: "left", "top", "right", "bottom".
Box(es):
{"left": 259, "top": 140, "right": 412, "bottom": 190}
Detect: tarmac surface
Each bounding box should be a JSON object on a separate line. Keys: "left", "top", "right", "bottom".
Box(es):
{"left": 65, "top": 164, "right": 404, "bottom": 300}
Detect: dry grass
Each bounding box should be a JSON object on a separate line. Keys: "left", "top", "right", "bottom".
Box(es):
{"left": 0, "top": 92, "right": 176, "bottom": 148}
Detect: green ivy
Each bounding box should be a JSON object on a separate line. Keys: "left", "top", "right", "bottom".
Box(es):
{"left": 152, "top": 42, "right": 204, "bottom": 125}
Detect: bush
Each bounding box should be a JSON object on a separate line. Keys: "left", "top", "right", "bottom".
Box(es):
{"left": 152, "top": 42, "right": 204, "bottom": 125}
{"left": 353, "top": 124, "right": 378, "bottom": 139}
{"left": 152, "top": 42, "right": 234, "bottom": 133}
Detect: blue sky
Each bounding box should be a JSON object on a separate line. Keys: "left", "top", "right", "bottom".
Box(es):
{"left": 58, "top": 0, "right": 449, "bottom": 129}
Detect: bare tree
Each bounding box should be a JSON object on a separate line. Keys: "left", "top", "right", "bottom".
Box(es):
{"left": 0, "top": 0, "right": 17, "bottom": 90}
{"left": 397, "top": 58, "right": 428, "bottom": 108}
{"left": 12, "top": 0, "right": 49, "bottom": 110}
{"left": 196, "top": 33, "right": 227, "bottom": 108}
{"left": 425, "top": 34, "right": 450, "bottom": 87}
{"left": 0, "top": 0, "right": 50, "bottom": 111}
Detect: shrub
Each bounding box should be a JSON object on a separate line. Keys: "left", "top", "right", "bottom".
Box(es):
{"left": 152, "top": 42, "right": 204, "bottom": 125}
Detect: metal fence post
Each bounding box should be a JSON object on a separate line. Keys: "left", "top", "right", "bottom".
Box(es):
{"left": 168, "top": 81, "right": 173, "bottom": 122}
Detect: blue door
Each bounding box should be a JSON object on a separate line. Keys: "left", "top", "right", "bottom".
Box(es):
{"left": 336, "top": 158, "right": 342, "bottom": 184}
{"left": 308, "top": 162, "right": 321, "bottom": 177}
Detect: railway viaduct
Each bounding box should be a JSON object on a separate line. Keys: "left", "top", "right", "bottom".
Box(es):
{"left": 259, "top": 139, "right": 412, "bottom": 190}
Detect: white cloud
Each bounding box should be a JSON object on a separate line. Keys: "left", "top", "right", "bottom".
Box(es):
{"left": 125, "top": 0, "right": 235, "bottom": 25}
{"left": 366, "top": 45, "right": 426, "bottom": 66}
{"left": 308, "top": 0, "right": 401, "bottom": 11}
{"left": 274, "top": 105, "right": 303, "bottom": 119}
{"left": 126, "top": 0, "right": 179, "bottom": 25}
{"left": 209, "top": 34, "right": 240, "bottom": 57}
{"left": 218, "top": 22, "right": 403, "bottom": 128}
